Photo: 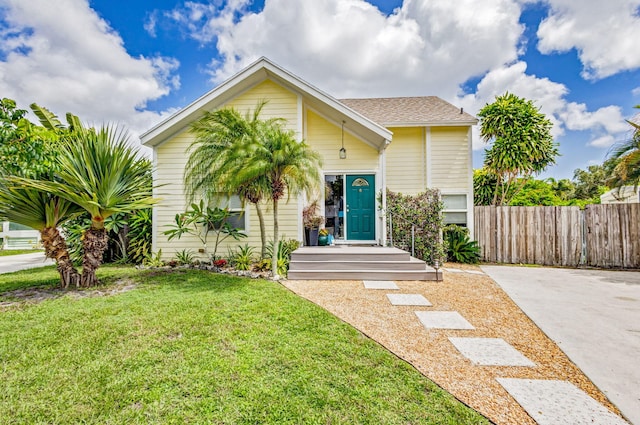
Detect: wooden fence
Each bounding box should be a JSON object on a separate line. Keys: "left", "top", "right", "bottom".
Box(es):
{"left": 474, "top": 204, "right": 640, "bottom": 268}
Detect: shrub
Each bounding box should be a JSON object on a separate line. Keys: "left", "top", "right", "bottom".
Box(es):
{"left": 443, "top": 225, "right": 480, "bottom": 264}
{"left": 174, "top": 249, "right": 196, "bottom": 266}
{"left": 228, "top": 244, "right": 255, "bottom": 271}
{"left": 386, "top": 189, "right": 445, "bottom": 266}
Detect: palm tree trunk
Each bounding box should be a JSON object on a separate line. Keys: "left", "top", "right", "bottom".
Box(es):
{"left": 254, "top": 202, "right": 267, "bottom": 259}
{"left": 272, "top": 199, "right": 279, "bottom": 279}
{"left": 81, "top": 227, "right": 109, "bottom": 287}
{"left": 40, "top": 226, "right": 80, "bottom": 288}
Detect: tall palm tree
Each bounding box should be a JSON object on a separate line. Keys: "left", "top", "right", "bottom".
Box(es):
{"left": 608, "top": 112, "right": 640, "bottom": 190}
{"left": 185, "top": 102, "right": 278, "bottom": 259}
{"left": 0, "top": 183, "right": 81, "bottom": 287}
{"left": 235, "top": 124, "right": 322, "bottom": 278}
{"left": 15, "top": 126, "right": 157, "bottom": 287}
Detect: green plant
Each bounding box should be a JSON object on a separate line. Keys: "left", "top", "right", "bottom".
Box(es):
{"left": 319, "top": 228, "right": 329, "bottom": 236}
{"left": 228, "top": 243, "right": 255, "bottom": 271}
{"left": 174, "top": 249, "right": 196, "bottom": 266}
{"left": 127, "top": 208, "right": 152, "bottom": 264}
{"left": 444, "top": 225, "right": 480, "bottom": 264}
{"left": 386, "top": 189, "right": 446, "bottom": 266}
{"left": 263, "top": 238, "right": 300, "bottom": 277}
{"left": 164, "top": 200, "right": 247, "bottom": 259}
{"left": 143, "top": 250, "right": 164, "bottom": 267}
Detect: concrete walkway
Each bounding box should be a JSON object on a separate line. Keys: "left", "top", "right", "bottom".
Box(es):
{"left": 0, "top": 252, "right": 54, "bottom": 274}
{"left": 482, "top": 265, "right": 640, "bottom": 425}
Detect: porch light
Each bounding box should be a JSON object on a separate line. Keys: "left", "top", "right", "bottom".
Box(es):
{"left": 339, "top": 120, "right": 346, "bottom": 159}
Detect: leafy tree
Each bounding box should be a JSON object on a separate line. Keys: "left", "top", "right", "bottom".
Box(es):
{"left": 473, "top": 168, "right": 499, "bottom": 206}
{"left": 185, "top": 102, "right": 277, "bottom": 259}
{"left": 478, "top": 92, "right": 559, "bottom": 205}
{"left": 15, "top": 126, "right": 157, "bottom": 287}
{"left": 607, "top": 106, "right": 640, "bottom": 190}
{"left": 164, "top": 199, "right": 247, "bottom": 260}
{"left": 235, "top": 124, "right": 322, "bottom": 278}
{"left": 509, "top": 178, "right": 562, "bottom": 206}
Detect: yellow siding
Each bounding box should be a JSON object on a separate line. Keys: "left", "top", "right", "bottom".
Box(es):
{"left": 385, "top": 127, "right": 425, "bottom": 195}
{"left": 226, "top": 80, "right": 298, "bottom": 132}
{"left": 153, "top": 79, "right": 301, "bottom": 260}
{"left": 430, "top": 127, "right": 470, "bottom": 190}
{"left": 306, "top": 110, "right": 379, "bottom": 171}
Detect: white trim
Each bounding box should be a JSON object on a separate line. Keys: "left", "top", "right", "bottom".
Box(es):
{"left": 151, "top": 148, "right": 158, "bottom": 254}
{"left": 425, "top": 127, "right": 432, "bottom": 187}
{"left": 467, "top": 126, "right": 475, "bottom": 238}
{"left": 141, "top": 57, "right": 392, "bottom": 148}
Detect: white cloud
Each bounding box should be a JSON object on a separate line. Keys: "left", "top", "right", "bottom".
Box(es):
{"left": 589, "top": 135, "right": 616, "bottom": 148}
{"left": 457, "top": 62, "right": 629, "bottom": 150}
{"left": 169, "top": 0, "right": 525, "bottom": 99}
{"left": 537, "top": 0, "right": 640, "bottom": 79}
{"left": 633, "top": 87, "right": 640, "bottom": 96}
{"left": 0, "top": 0, "right": 180, "bottom": 139}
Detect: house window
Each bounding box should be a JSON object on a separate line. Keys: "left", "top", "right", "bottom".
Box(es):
{"left": 210, "top": 195, "right": 246, "bottom": 231}
{"left": 442, "top": 194, "right": 468, "bottom": 226}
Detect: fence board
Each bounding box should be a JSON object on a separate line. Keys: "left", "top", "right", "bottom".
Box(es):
{"left": 474, "top": 204, "right": 638, "bottom": 268}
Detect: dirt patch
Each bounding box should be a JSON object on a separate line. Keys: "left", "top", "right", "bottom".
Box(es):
{"left": 282, "top": 265, "right": 624, "bottom": 425}
{"left": 0, "top": 278, "right": 138, "bottom": 309}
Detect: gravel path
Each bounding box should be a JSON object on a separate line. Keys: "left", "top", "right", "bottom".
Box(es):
{"left": 282, "top": 265, "right": 624, "bottom": 425}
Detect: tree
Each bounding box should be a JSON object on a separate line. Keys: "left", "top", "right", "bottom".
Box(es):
{"left": 15, "top": 126, "right": 157, "bottom": 287}
{"left": 473, "top": 168, "right": 499, "bottom": 206}
{"left": 235, "top": 124, "right": 322, "bottom": 278}
{"left": 185, "top": 102, "right": 277, "bottom": 259}
{"left": 509, "top": 178, "right": 563, "bottom": 206}
{"left": 478, "top": 92, "right": 559, "bottom": 205}
{"left": 607, "top": 106, "right": 640, "bottom": 190}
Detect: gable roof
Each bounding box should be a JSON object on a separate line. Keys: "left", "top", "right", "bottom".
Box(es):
{"left": 141, "top": 57, "right": 393, "bottom": 149}
{"left": 340, "top": 96, "right": 478, "bottom": 127}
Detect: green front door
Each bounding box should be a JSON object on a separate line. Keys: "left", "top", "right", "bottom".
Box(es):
{"left": 346, "top": 175, "right": 375, "bottom": 240}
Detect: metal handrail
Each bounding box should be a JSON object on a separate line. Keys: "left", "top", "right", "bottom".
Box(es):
{"left": 387, "top": 212, "right": 424, "bottom": 257}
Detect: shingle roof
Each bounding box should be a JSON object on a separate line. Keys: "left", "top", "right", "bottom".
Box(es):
{"left": 339, "top": 96, "right": 477, "bottom": 126}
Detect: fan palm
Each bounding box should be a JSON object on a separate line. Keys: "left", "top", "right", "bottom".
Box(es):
{"left": 14, "top": 126, "right": 157, "bottom": 287}
{"left": 185, "top": 102, "right": 278, "bottom": 259}
{"left": 0, "top": 182, "right": 81, "bottom": 287}
{"left": 234, "top": 124, "right": 322, "bottom": 278}
{"left": 608, "top": 116, "right": 640, "bottom": 190}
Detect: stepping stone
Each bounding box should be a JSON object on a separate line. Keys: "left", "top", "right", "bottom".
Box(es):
{"left": 449, "top": 337, "right": 535, "bottom": 366}
{"left": 415, "top": 311, "right": 474, "bottom": 330}
{"left": 386, "top": 293, "right": 432, "bottom": 306}
{"left": 497, "top": 378, "right": 628, "bottom": 425}
{"left": 363, "top": 280, "right": 399, "bottom": 290}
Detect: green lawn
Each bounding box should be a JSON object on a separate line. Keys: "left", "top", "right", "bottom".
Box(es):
{"left": 0, "top": 248, "right": 44, "bottom": 257}
{"left": 0, "top": 267, "right": 488, "bottom": 424}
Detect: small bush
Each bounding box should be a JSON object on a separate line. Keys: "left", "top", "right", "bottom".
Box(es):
{"left": 174, "top": 249, "right": 196, "bottom": 265}
{"left": 228, "top": 244, "right": 255, "bottom": 271}
{"left": 444, "top": 225, "right": 480, "bottom": 264}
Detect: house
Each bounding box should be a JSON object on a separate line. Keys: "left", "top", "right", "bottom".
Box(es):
{"left": 0, "top": 221, "right": 40, "bottom": 250}
{"left": 141, "top": 57, "right": 476, "bottom": 259}
{"left": 600, "top": 186, "right": 640, "bottom": 204}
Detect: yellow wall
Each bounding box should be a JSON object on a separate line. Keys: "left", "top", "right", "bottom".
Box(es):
{"left": 305, "top": 110, "right": 380, "bottom": 172}
{"left": 385, "top": 127, "right": 425, "bottom": 194}
{"left": 430, "top": 127, "right": 470, "bottom": 190}
{"left": 153, "top": 79, "right": 301, "bottom": 259}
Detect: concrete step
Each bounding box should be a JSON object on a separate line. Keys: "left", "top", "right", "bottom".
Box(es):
{"left": 287, "top": 269, "right": 442, "bottom": 281}
{"left": 291, "top": 246, "right": 410, "bottom": 262}
{"left": 288, "top": 257, "right": 428, "bottom": 271}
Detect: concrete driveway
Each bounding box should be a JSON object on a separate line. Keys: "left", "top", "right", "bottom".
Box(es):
{"left": 0, "top": 252, "right": 54, "bottom": 274}
{"left": 482, "top": 265, "right": 640, "bottom": 425}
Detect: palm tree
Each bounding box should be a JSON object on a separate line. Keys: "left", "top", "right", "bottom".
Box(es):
{"left": 185, "top": 102, "right": 277, "bottom": 259}
{"left": 608, "top": 110, "right": 640, "bottom": 190}
{"left": 235, "top": 124, "right": 322, "bottom": 278}
{"left": 0, "top": 183, "right": 81, "bottom": 287}
{"left": 15, "top": 126, "right": 157, "bottom": 287}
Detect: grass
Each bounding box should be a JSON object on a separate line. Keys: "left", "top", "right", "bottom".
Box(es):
{"left": 0, "top": 267, "right": 489, "bottom": 424}
{"left": 0, "top": 248, "right": 44, "bottom": 257}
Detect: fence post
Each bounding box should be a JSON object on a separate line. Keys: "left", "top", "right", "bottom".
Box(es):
{"left": 411, "top": 225, "right": 415, "bottom": 257}
{"left": 580, "top": 208, "right": 587, "bottom": 266}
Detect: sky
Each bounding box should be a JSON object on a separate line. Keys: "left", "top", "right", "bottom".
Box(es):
{"left": 1, "top": 0, "right": 639, "bottom": 179}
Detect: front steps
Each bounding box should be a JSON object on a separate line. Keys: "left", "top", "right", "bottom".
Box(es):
{"left": 287, "top": 246, "right": 441, "bottom": 281}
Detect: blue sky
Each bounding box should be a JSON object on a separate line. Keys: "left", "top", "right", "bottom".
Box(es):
{"left": 1, "top": 0, "right": 639, "bottom": 179}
